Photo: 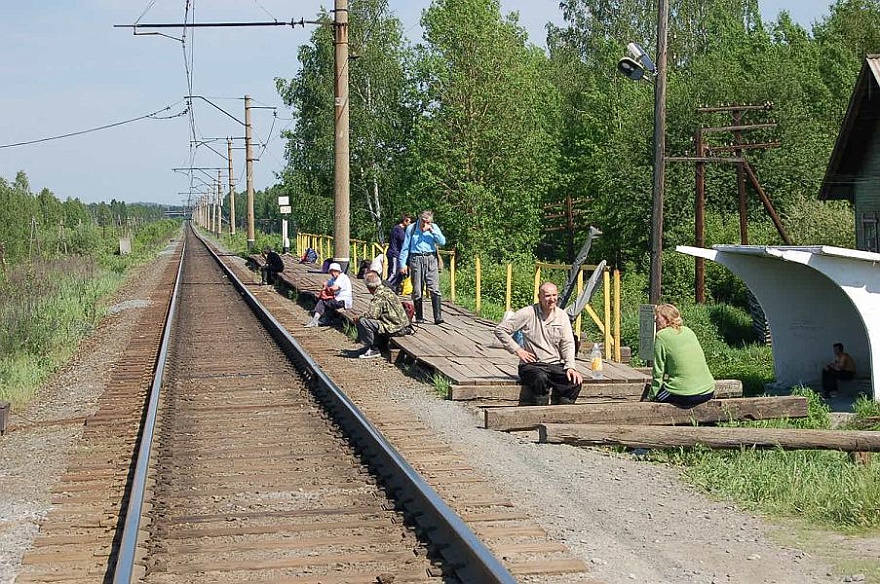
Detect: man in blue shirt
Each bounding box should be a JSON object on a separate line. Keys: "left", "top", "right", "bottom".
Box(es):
{"left": 398, "top": 210, "right": 446, "bottom": 325}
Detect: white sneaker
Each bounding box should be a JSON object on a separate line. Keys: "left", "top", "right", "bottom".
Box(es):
{"left": 358, "top": 348, "right": 383, "bottom": 359}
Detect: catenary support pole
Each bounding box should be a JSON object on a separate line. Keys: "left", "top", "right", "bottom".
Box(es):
{"left": 333, "top": 0, "right": 351, "bottom": 271}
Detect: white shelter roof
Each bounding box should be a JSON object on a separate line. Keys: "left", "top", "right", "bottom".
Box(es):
{"left": 677, "top": 245, "right": 878, "bottom": 399}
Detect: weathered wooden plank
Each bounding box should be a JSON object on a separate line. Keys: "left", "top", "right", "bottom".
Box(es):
{"left": 484, "top": 396, "right": 808, "bottom": 431}
{"left": 451, "top": 382, "right": 649, "bottom": 403}
{"left": 506, "top": 558, "right": 590, "bottom": 576}
{"left": 452, "top": 377, "right": 741, "bottom": 402}
{"left": 539, "top": 423, "right": 880, "bottom": 452}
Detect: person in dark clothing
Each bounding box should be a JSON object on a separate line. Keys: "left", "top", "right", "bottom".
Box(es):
{"left": 386, "top": 213, "right": 412, "bottom": 291}
{"left": 260, "top": 247, "right": 285, "bottom": 285}
{"left": 821, "top": 342, "right": 855, "bottom": 398}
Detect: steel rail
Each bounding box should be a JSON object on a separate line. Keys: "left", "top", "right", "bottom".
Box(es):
{"left": 195, "top": 228, "right": 517, "bottom": 584}
{"left": 112, "top": 235, "right": 187, "bottom": 584}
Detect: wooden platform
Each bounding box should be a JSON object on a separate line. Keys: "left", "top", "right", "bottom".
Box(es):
{"left": 266, "top": 258, "right": 650, "bottom": 395}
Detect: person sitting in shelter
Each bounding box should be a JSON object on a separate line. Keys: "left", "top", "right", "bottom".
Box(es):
{"left": 494, "top": 282, "right": 583, "bottom": 406}
{"left": 304, "top": 262, "right": 352, "bottom": 327}
{"left": 821, "top": 342, "right": 856, "bottom": 398}
{"left": 351, "top": 272, "right": 411, "bottom": 359}
{"left": 260, "top": 247, "right": 285, "bottom": 285}
{"left": 645, "top": 303, "right": 715, "bottom": 407}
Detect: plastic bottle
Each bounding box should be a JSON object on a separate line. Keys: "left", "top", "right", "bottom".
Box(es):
{"left": 590, "top": 343, "right": 603, "bottom": 379}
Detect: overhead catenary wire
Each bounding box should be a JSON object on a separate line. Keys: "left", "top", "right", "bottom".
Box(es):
{"left": 0, "top": 102, "right": 188, "bottom": 150}
{"left": 122, "top": 4, "right": 303, "bottom": 204}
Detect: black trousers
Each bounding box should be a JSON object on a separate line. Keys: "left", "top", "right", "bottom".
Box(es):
{"left": 518, "top": 362, "right": 581, "bottom": 401}
{"left": 822, "top": 368, "right": 853, "bottom": 395}
{"left": 651, "top": 386, "right": 714, "bottom": 408}
{"left": 261, "top": 266, "right": 282, "bottom": 284}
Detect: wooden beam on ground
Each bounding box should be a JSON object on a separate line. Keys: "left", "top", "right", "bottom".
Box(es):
{"left": 453, "top": 379, "right": 742, "bottom": 404}
{"left": 450, "top": 382, "right": 647, "bottom": 403}
{"left": 538, "top": 424, "right": 880, "bottom": 452}
{"left": 483, "top": 396, "right": 807, "bottom": 432}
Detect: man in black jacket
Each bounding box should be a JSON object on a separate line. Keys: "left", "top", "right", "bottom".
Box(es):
{"left": 260, "top": 247, "right": 285, "bottom": 285}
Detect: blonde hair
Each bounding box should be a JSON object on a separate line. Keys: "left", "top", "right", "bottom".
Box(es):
{"left": 655, "top": 303, "right": 683, "bottom": 330}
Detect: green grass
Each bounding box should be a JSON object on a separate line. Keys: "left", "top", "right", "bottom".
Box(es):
{"left": 0, "top": 221, "right": 180, "bottom": 408}
{"left": 650, "top": 388, "right": 880, "bottom": 530}
{"left": 0, "top": 258, "right": 124, "bottom": 406}
{"left": 431, "top": 372, "right": 452, "bottom": 399}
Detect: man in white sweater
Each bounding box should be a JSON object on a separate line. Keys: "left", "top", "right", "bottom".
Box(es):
{"left": 494, "top": 282, "right": 583, "bottom": 405}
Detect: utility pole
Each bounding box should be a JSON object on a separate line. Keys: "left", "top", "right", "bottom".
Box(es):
{"left": 333, "top": 0, "right": 351, "bottom": 271}
{"left": 117, "top": 16, "right": 339, "bottom": 256}
{"left": 649, "top": 0, "right": 669, "bottom": 305}
{"left": 245, "top": 95, "right": 255, "bottom": 250}
{"left": 228, "top": 138, "right": 236, "bottom": 236}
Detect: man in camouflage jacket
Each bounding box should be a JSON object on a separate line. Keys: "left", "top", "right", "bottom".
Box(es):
{"left": 354, "top": 271, "right": 411, "bottom": 359}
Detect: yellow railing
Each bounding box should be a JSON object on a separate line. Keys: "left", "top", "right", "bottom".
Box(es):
{"left": 295, "top": 232, "right": 623, "bottom": 361}
{"left": 531, "top": 261, "right": 622, "bottom": 361}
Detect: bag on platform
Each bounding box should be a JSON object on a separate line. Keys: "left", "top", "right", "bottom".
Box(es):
{"left": 300, "top": 248, "right": 318, "bottom": 264}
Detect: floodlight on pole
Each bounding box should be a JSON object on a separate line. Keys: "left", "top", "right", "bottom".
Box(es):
{"left": 615, "top": 0, "right": 668, "bottom": 305}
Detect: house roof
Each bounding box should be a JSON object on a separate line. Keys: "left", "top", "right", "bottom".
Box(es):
{"left": 819, "top": 55, "right": 880, "bottom": 201}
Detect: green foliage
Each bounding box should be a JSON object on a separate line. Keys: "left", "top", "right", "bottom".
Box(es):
{"left": 0, "top": 178, "right": 180, "bottom": 407}
{"left": 431, "top": 372, "right": 452, "bottom": 398}
{"left": 412, "top": 0, "right": 558, "bottom": 261}
{"left": 651, "top": 388, "right": 880, "bottom": 530}
{"left": 851, "top": 394, "right": 880, "bottom": 427}
{"left": 0, "top": 257, "right": 123, "bottom": 406}
{"left": 276, "top": 1, "right": 415, "bottom": 243}
{"left": 679, "top": 446, "right": 880, "bottom": 529}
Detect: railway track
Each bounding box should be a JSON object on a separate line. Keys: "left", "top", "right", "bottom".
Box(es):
{"left": 15, "top": 224, "right": 590, "bottom": 583}
{"left": 16, "top": 226, "right": 518, "bottom": 583}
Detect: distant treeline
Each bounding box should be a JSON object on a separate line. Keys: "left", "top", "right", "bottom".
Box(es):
{"left": 0, "top": 170, "right": 169, "bottom": 264}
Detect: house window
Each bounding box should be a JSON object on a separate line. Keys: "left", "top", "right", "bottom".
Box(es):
{"left": 862, "top": 213, "right": 880, "bottom": 252}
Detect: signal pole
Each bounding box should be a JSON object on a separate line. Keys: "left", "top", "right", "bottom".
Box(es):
{"left": 217, "top": 170, "right": 223, "bottom": 236}
{"left": 245, "top": 95, "right": 255, "bottom": 250}
{"left": 228, "top": 138, "right": 236, "bottom": 235}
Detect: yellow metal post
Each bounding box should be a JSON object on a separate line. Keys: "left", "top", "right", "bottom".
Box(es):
{"left": 603, "top": 268, "right": 612, "bottom": 358}
{"left": 533, "top": 266, "right": 541, "bottom": 302}
{"left": 614, "top": 269, "right": 622, "bottom": 362}
{"left": 450, "top": 254, "right": 456, "bottom": 302}
{"left": 505, "top": 264, "right": 512, "bottom": 312}
{"left": 475, "top": 256, "right": 482, "bottom": 314}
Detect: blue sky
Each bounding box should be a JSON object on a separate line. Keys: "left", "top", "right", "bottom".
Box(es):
{"left": 0, "top": 1, "right": 833, "bottom": 207}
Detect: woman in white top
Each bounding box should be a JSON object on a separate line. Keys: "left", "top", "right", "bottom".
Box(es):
{"left": 304, "top": 262, "right": 353, "bottom": 327}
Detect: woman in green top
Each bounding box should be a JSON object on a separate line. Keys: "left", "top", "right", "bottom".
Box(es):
{"left": 647, "top": 303, "right": 715, "bottom": 407}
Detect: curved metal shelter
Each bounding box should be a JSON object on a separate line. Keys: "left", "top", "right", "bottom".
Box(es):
{"left": 677, "top": 245, "right": 879, "bottom": 400}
